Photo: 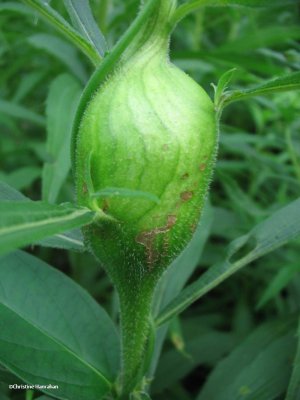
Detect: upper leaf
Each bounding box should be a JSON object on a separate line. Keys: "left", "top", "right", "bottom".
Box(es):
{"left": 64, "top": 0, "right": 108, "bottom": 57}
{"left": 220, "top": 71, "right": 300, "bottom": 110}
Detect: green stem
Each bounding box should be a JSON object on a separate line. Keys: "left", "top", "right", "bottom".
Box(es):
{"left": 118, "top": 281, "right": 156, "bottom": 398}
{"left": 22, "top": 0, "right": 101, "bottom": 65}
{"left": 25, "top": 390, "right": 34, "bottom": 400}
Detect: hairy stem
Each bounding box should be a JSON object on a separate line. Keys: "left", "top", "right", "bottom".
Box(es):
{"left": 118, "top": 281, "right": 156, "bottom": 398}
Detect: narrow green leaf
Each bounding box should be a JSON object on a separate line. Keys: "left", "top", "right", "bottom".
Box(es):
{"left": 42, "top": 74, "right": 82, "bottom": 204}
{"left": 92, "top": 187, "right": 160, "bottom": 204}
{"left": 214, "top": 68, "right": 236, "bottom": 107}
{"left": 286, "top": 318, "right": 300, "bottom": 400}
{"left": 171, "top": 0, "right": 299, "bottom": 26}
{"left": 0, "top": 251, "right": 120, "bottom": 399}
{"left": 213, "top": 68, "right": 237, "bottom": 116}
{"left": 222, "top": 71, "right": 300, "bottom": 109}
{"left": 197, "top": 318, "right": 297, "bottom": 400}
{"left": 64, "top": 0, "right": 108, "bottom": 57}
{"left": 21, "top": 0, "right": 101, "bottom": 65}
{"left": 155, "top": 197, "right": 300, "bottom": 326}
{"left": 0, "top": 183, "right": 85, "bottom": 251}
{"left": 0, "top": 99, "right": 45, "bottom": 126}
{"left": 27, "top": 34, "right": 87, "bottom": 83}
{"left": 0, "top": 200, "right": 94, "bottom": 255}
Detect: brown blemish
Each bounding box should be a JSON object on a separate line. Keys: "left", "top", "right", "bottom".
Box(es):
{"left": 135, "top": 214, "right": 177, "bottom": 269}
{"left": 199, "top": 163, "right": 206, "bottom": 171}
{"left": 181, "top": 172, "right": 189, "bottom": 180}
{"left": 180, "top": 191, "right": 193, "bottom": 202}
{"left": 162, "top": 144, "right": 169, "bottom": 151}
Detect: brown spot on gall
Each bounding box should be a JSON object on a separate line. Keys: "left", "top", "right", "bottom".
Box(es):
{"left": 180, "top": 191, "right": 193, "bottom": 202}
{"left": 162, "top": 144, "right": 169, "bottom": 151}
{"left": 181, "top": 173, "right": 189, "bottom": 180}
{"left": 135, "top": 214, "right": 177, "bottom": 269}
{"left": 199, "top": 163, "right": 206, "bottom": 171}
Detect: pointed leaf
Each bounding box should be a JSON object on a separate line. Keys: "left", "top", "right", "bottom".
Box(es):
{"left": 0, "top": 200, "right": 94, "bottom": 255}
{"left": 222, "top": 71, "right": 300, "bottom": 109}
{"left": 0, "top": 183, "right": 86, "bottom": 252}
{"left": 0, "top": 251, "right": 120, "bottom": 399}
{"left": 214, "top": 68, "right": 237, "bottom": 107}
{"left": 64, "top": 0, "right": 107, "bottom": 57}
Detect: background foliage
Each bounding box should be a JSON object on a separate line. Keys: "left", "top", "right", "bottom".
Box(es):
{"left": 0, "top": 0, "right": 300, "bottom": 399}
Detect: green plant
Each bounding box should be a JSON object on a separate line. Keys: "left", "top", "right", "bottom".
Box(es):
{"left": 0, "top": 0, "right": 300, "bottom": 399}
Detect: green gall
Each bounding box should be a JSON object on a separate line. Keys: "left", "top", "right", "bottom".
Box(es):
{"left": 74, "top": 1, "right": 218, "bottom": 291}
{"left": 73, "top": 1, "right": 218, "bottom": 392}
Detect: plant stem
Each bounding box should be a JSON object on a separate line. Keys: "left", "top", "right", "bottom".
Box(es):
{"left": 22, "top": 0, "right": 101, "bottom": 65}
{"left": 118, "top": 280, "right": 156, "bottom": 398}
{"left": 25, "top": 390, "right": 34, "bottom": 400}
